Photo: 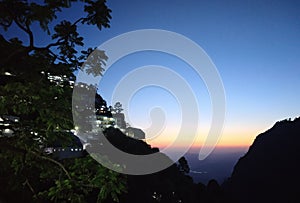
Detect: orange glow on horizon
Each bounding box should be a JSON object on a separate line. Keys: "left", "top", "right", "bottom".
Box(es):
{"left": 145, "top": 130, "right": 261, "bottom": 150}
{"left": 142, "top": 121, "right": 271, "bottom": 151}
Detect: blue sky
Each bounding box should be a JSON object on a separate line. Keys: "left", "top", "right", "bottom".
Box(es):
{"left": 94, "top": 0, "right": 300, "bottom": 147}
{"left": 2, "top": 0, "right": 300, "bottom": 148}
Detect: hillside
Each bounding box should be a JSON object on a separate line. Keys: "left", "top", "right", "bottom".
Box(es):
{"left": 226, "top": 117, "right": 300, "bottom": 202}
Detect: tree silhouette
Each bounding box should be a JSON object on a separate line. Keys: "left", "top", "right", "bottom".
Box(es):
{"left": 113, "top": 102, "right": 124, "bottom": 113}
{"left": 0, "top": 1, "right": 126, "bottom": 202}
{"left": 178, "top": 156, "right": 190, "bottom": 174}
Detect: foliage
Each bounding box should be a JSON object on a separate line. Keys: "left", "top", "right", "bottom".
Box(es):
{"left": 0, "top": 0, "right": 126, "bottom": 202}
{"left": 37, "top": 156, "right": 127, "bottom": 203}
{"left": 0, "top": 139, "right": 126, "bottom": 202}
{"left": 178, "top": 157, "right": 190, "bottom": 174}
{"left": 113, "top": 102, "right": 123, "bottom": 114}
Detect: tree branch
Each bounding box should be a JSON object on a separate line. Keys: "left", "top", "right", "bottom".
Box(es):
{"left": 25, "top": 23, "right": 34, "bottom": 49}
{"left": 23, "top": 178, "right": 36, "bottom": 195}
{"left": 2, "top": 12, "right": 86, "bottom": 66}
{"left": 49, "top": 49, "right": 69, "bottom": 64}
{"left": 13, "top": 17, "right": 34, "bottom": 49}
{"left": 73, "top": 17, "right": 85, "bottom": 26}
{"left": 0, "top": 16, "right": 34, "bottom": 65}
{"left": 13, "top": 17, "right": 29, "bottom": 36}
{"left": 45, "top": 38, "right": 65, "bottom": 49}
{"left": 30, "top": 151, "right": 72, "bottom": 180}
{"left": 0, "top": 143, "right": 71, "bottom": 180}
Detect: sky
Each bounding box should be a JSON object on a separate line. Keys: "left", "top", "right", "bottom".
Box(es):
{"left": 84, "top": 0, "right": 300, "bottom": 149}
{"left": 2, "top": 0, "right": 300, "bottom": 151}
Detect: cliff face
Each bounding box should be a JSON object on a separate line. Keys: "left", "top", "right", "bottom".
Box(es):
{"left": 227, "top": 117, "right": 300, "bottom": 203}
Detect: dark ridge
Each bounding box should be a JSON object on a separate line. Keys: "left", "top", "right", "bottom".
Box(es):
{"left": 225, "top": 117, "right": 300, "bottom": 203}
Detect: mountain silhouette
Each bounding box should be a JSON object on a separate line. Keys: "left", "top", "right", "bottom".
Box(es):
{"left": 103, "top": 127, "right": 203, "bottom": 203}
{"left": 225, "top": 117, "right": 300, "bottom": 203}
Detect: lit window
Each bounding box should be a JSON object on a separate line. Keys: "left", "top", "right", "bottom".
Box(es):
{"left": 4, "top": 129, "right": 13, "bottom": 133}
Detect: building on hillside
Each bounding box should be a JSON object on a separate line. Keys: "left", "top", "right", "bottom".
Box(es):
{"left": 110, "top": 102, "right": 146, "bottom": 139}
{"left": 112, "top": 113, "right": 127, "bottom": 131}
{"left": 95, "top": 115, "right": 116, "bottom": 130}
{"left": 0, "top": 115, "right": 19, "bottom": 137}
{"left": 44, "top": 71, "right": 74, "bottom": 87}
{"left": 125, "top": 127, "right": 145, "bottom": 140}
{"left": 44, "top": 133, "right": 86, "bottom": 160}
{"left": 109, "top": 102, "right": 127, "bottom": 132}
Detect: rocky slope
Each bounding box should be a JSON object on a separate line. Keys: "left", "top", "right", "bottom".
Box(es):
{"left": 226, "top": 117, "right": 300, "bottom": 202}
